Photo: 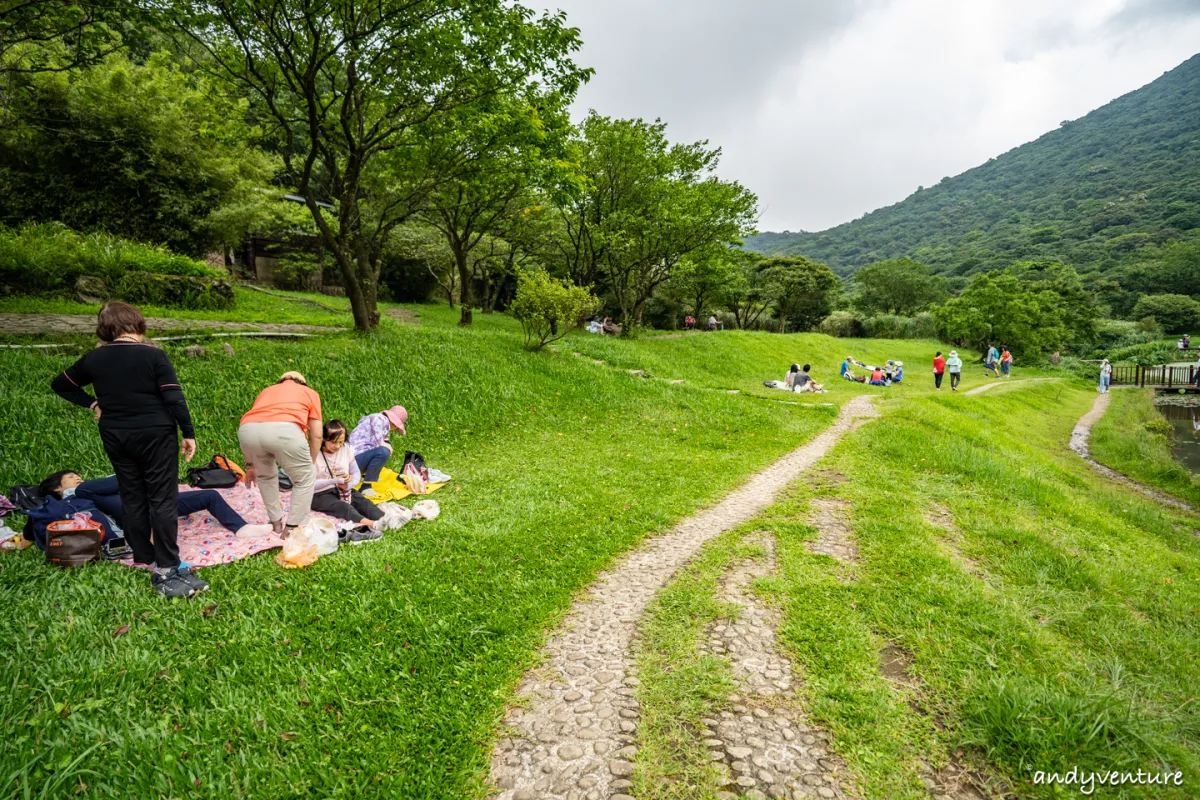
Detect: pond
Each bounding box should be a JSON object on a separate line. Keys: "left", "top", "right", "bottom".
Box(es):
{"left": 1155, "top": 402, "right": 1200, "bottom": 474}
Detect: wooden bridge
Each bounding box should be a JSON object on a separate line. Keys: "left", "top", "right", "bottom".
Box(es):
{"left": 1112, "top": 364, "right": 1200, "bottom": 389}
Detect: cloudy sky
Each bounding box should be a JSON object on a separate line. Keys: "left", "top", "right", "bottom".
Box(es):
{"left": 530, "top": 0, "right": 1200, "bottom": 233}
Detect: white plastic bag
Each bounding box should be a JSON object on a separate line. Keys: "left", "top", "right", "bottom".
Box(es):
{"left": 275, "top": 526, "right": 318, "bottom": 568}
{"left": 378, "top": 502, "right": 413, "bottom": 530}
{"left": 412, "top": 500, "right": 440, "bottom": 520}
{"left": 402, "top": 464, "right": 427, "bottom": 495}
{"left": 306, "top": 517, "right": 339, "bottom": 555}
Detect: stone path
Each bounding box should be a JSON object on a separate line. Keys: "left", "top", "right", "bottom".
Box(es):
{"left": 489, "top": 395, "right": 879, "bottom": 800}
{"left": 1069, "top": 392, "right": 1194, "bottom": 513}
{"left": 805, "top": 499, "right": 858, "bottom": 565}
{"left": 0, "top": 313, "right": 339, "bottom": 337}
{"left": 963, "top": 378, "right": 1058, "bottom": 396}
{"left": 701, "top": 535, "right": 855, "bottom": 799}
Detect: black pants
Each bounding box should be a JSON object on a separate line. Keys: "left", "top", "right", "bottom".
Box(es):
{"left": 311, "top": 488, "right": 384, "bottom": 523}
{"left": 934, "top": 372, "right": 944, "bottom": 388}
{"left": 99, "top": 425, "right": 180, "bottom": 568}
{"left": 950, "top": 372, "right": 961, "bottom": 390}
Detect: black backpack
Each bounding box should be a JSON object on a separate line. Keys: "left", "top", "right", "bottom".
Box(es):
{"left": 7, "top": 484, "right": 43, "bottom": 512}
{"left": 185, "top": 455, "right": 240, "bottom": 489}
{"left": 403, "top": 451, "right": 428, "bottom": 480}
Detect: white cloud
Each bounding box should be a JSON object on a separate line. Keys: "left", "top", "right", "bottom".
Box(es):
{"left": 532, "top": 0, "right": 1200, "bottom": 232}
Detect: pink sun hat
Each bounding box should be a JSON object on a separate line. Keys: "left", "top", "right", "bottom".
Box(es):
{"left": 383, "top": 405, "right": 408, "bottom": 434}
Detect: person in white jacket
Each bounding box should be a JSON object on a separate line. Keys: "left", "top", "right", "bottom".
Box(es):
{"left": 946, "top": 351, "right": 964, "bottom": 391}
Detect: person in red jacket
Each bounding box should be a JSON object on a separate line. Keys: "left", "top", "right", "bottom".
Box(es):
{"left": 933, "top": 351, "right": 947, "bottom": 390}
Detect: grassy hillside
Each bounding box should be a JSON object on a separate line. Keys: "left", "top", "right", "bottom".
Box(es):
{"left": 747, "top": 53, "right": 1200, "bottom": 279}
{"left": 0, "top": 306, "right": 955, "bottom": 798}
{"left": 1, "top": 302, "right": 1195, "bottom": 798}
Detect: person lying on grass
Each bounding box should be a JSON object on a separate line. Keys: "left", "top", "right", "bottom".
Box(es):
{"left": 39, "top": 471, "right": 274, "bottom": 543}
{"left": 313, "top": 420, "right": 393, "bottom": 537}
{"left": 348, "top": 405, "right": 408, "bottom": 497}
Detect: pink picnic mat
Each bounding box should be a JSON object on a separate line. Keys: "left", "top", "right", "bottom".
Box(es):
{"left": 117, "top": 483, "right": 342, "bottom": 569}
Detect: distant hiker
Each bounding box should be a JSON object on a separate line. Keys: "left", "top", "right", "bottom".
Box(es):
{"left": 1050, "top": 351, "right": 1061, "bottom": 366}
{"left": 684, "top": 315, "right": 695, "bottom": 331}
{"left": 933, "top": 351, "right": 946, "bottom": 390}
{"left": 49, "top": 301, "right": 203, "bottom": 599}
{"left": 1000, "top": 347, "right": 1013, "bottom": 377}
{"left": 708, "top": 315, "right": 721, "bottom": 331}
{"left": 1185, "top": 334, "right": 1192, "bottom": 349}
{"left": 239, "top": 371, "right": 323, "bottom": 539}
{"left": 1099, "top": 359, "right": 1112, "bottom": 393}
{"left": 985, "top": 345, "right": 1000, "bottom": 378}
{"left": 946, "top": 350, "right": 963, "bottom": 391}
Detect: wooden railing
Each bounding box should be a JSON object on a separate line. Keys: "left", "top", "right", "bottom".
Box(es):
{"left": 1111, "top": 364, "right": 1198, "bottom": 388}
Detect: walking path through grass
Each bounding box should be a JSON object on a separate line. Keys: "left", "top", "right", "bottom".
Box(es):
{"left": 0, "top": 313, "right": 341, "bottom": 336}
{"left": 1070, "top": 389, "right": 1195, "bottom": 513}
{"left": 489, "top": 396, "right": 877, "bottom": 800}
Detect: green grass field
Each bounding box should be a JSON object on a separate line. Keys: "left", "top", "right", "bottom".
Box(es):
{"left": 1, "top": 298, "right": 1193, "bottom": 798}
{"left": 1091, "top": 388, "right": 1200, "bottom": 507}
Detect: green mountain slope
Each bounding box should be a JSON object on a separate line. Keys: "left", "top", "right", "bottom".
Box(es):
{"left": 747, "top": 53, "right": 1200, "bottom": 278}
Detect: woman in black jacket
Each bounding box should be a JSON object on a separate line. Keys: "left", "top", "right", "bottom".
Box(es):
{"left": 51, "top": 301, "right": 202, "bottom": 599}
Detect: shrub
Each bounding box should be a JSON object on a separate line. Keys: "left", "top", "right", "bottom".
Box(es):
{"left": 1086, "top": 319, "right": 1157, "bottom": 358}
{"left": 511, "top": 271, "right": 600, "bottom": 351}
{"left": 817, "top": 311, "right": 863, "bottom": 338}
{"left": 857, "top": 313, "right": 935, "bottom": 339}
{"left": 0, "top": 222, "right": 230, "bottom": 309}
{"left": 1131, "top": 293, "right": 1200, "bottom": 334}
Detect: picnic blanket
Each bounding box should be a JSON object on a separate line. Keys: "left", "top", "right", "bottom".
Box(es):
{"left": 358, "top": 466, "right": 446, "bottom": 503}
{"left": 117, "top": 483, "right": 342, "bottom": 569}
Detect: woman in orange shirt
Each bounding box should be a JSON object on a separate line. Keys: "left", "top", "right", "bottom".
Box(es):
{"left": 238, "top": 371, "right": 323, "bottom": 537}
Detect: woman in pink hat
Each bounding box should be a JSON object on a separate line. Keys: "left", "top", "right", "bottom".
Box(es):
{"left": 347, "top": 405, "right": 408, "bottom": 496}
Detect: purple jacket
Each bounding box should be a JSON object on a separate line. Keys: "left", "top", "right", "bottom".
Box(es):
{"left": 348, "top": 412, "right": 391, "bottom": 455}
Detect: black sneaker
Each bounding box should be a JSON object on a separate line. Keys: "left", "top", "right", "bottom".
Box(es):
{"left": 344, "top": 527, "right": 383, "bottom": 545}
{"left": 175, "top": 567, "right": 210, "bottom": 594}
{"left": 152, "top": 569, "right": 196, "bottom": 599}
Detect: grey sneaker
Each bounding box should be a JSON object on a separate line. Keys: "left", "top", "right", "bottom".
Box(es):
{"left": 152, "top": 569, "right": 196, "bottom": 599}
{"left": 344, "top": 527, "right": 383, "bottom": 545}
{"left": 175, "top": 567, "right": 210, "bottom": 594}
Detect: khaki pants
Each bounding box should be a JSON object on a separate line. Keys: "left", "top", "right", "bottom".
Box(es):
{"left": 238, "top": 421, "right": 315, "bottom": 528}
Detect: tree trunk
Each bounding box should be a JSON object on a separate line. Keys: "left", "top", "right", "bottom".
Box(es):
{"left": 456, "top": 249, "right": 473, "bottom": 326}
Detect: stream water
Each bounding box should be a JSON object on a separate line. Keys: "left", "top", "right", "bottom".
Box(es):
{"left": 1155, "top": 402, "right": 1200, "bottom": 473}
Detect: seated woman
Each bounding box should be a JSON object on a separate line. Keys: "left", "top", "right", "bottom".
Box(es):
{"left": 39, "top": 471, "right": 273, "bottom": 539}
{"left": 348, "top": 405, "right": 408, "bottom": 496}
{"left": 313, "top": 420, "right": 386, "bottom": 533}
{"left": 784, "top": 363, "right": 803, "bottom": 389}
{"left": 892, "top": 361, "right": 904, "bottom": 383}
{"left": 868, "top": 367, "right": 888, "bottom": 386}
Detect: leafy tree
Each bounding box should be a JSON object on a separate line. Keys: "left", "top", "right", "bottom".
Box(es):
{"left": 852, "top": 257, "right": 945, "bottom": 315}
{"left": 173, "top": 0, "right": 587, "bottom": 330}
{"left": 760, "top": 256, "right": 840, "bottom": 332}
{"left": 724, "top": 251, "right": 774, "bottom": 330}
{"left": 1131, "top": 293, "right": 1200, "bottom": 334}
{"left": 932, "top": 265, "right": 1099, "bottom": 357}
{"left": 552, "top": 113, "right": 756, "bottom": 329}
{"left": 0, "top": 1, "right": 130, "bottom": 78}
{"left": 0, "top": 51, "right": 278, "bottom": 255}
{"left": 511, "top": 270, "right": 598, "bottom": 351}
{"left": 667, "top": 245, "right": 743, "bottom": 320}
{"left": 416, "top": 93, "right": 573, "bottom": 326}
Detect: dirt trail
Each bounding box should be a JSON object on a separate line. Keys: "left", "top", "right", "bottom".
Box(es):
{"left": 0, "top": 313, "right": 339, "bottom": 337}
{"left": 489, "top": 395, "right": 879, "bottom": 800}
{"left": 1070, "top": 392, "right": 1194, "bottom": 513}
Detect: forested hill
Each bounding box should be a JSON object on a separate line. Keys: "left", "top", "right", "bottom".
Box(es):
{"left": 746, "top": 53, "right": 1200, "bottom": 278}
